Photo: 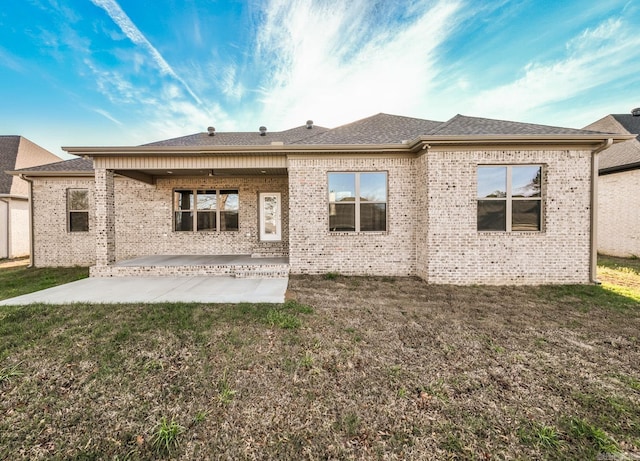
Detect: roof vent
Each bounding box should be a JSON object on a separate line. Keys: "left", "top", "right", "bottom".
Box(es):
{"left": 207, "top": 126, "right": 215, "bottom": 136}
{"left": 632, "top": 108, "right": 640, "bottom": 117}
{"left": 306, "top": 120, "right": 314, "bottom": 129}
{"left": 259, "top": 126, "right": 267, "bottom": 136}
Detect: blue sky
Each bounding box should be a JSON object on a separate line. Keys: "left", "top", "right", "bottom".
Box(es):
{"left": 1, "top": 0, "right": 639, "bottom": 159}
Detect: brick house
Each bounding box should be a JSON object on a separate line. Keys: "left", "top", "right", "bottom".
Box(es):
{"left": 9, "top": 113, "right": 632, "bottom": 284}
{"left": 0, "top": 136, "right": 60, "bottom": 259}
{"left": 584, "top": 109, "right": 640, "bottom": 258}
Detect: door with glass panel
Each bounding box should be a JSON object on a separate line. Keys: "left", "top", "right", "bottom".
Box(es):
{"left": 259, "top": 192, "right": 281, "bottom": 241}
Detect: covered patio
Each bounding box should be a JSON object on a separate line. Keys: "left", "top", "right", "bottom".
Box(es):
{"left": 90, "top": 254, "right": 290, "bottom": 278}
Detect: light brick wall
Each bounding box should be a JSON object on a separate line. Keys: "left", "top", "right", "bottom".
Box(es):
{"left": 422, "top": 149, "right": 592, "bottom": 285}
{"left": 32, "top": 178, "right": 96, "bottom": 267}
{"left": 113, "top": 175, "right": 289, "bottom": 260}
{"left": 32, "top": 150, "right": 594, "bottom": 285}
{"left": 598, "top": 169, "right": 640, "bottom": 257}
{"left": 32, "top": 175, "right": 289, "bottom": 266}
{"left": 288, "top": 156, "right": 416, "bottom": 276}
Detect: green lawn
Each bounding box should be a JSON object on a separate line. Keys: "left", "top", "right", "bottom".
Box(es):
{"left": 0, "top": 260, "right": 638, "bottom": 460}
{"left": 0, "top": 266, "right": 89, "bottom": 301}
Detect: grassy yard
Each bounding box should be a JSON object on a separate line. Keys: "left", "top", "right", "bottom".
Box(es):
{"left": 0, "top": 262, "right": 639, "bottom": 459}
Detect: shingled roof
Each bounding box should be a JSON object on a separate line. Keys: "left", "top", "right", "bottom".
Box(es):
{"left": 584, "top": 112, "right": 640, "bottom": 173}
{"left": 10, "top": 157, "right": 94, "bottom": 174}
{"left": 142, "top": 113, "right": 611, "bottom": 149}
{"left": 144, "top": 124, "right": 330, "bottom": 147}
{"left": 0, "top": 136, "right": 21, "bottom": 194}
{"left": 431, "top": 114, "right": 606, "bottom": 136}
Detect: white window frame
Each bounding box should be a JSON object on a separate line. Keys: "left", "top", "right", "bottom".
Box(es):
{"left": 477, "top": 165, "right": 543, "bottom": 232}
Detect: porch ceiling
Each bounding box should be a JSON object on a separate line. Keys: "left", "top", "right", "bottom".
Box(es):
{"left": 114, "top": 167, "right": 288, "bottom": 183}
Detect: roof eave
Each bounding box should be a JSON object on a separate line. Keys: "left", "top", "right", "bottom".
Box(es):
{"left": 62, "top": 143, "right": 413, "bottom": 156}
{"left": 408, "top": 133, "right": 635, "bottom": 150}
{"left": 6, "top": 170, "right": 95, "bottom": 177}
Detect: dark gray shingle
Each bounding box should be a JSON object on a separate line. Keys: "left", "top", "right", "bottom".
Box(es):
{"left": 0, "top": 136, "right": 21, "bottom": 194}
{"left": 13, "top": 157, "right": 94, "bottom": 174}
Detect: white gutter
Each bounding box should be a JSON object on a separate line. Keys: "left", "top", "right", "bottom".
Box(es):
{"left": 590, "top": 138, "right": 613, "bottom": 284}
{"left": 18, "top": 174, "right": 35, "bottom": 268}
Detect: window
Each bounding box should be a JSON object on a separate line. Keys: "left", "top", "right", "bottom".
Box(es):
{"left": 174, "top": 189, "right": 239, "bottom": 232}
{"left": 67, "top": 188, "right": 89, "bottom": 232}
{"left": 328, "top": 172, "right": 387, "bottom": 232}
{"left": 477, "top": 165, "right": 542, "bottom": 232}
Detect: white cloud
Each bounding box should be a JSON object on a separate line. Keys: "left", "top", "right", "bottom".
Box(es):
{"left": 467, "top": 17, "right": 640, "bottom": 122}
{"left": 89, "top": 0, "right": 205, "bottom": 107}
{"left": 248, "top": 0, "right": 463, "bottom": 129}
{"left": 92, "top": 108, "right": 123, "bottom": 126}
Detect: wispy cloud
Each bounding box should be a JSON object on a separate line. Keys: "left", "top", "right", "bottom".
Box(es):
{"left": 246, "top": 0, "right": 463, "bottom": 129}
{"left": 467, "top": 17, "right": 640, "bottom": 123}
{"left": 89, "top": 0, "right": 205, "bottom": 107}
{"left": 92, "top": 108, "right": 123, "bottom": 126}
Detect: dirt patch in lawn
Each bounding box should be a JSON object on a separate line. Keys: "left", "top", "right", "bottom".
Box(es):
{"left": 1, "top": 277, "right": 639, "bottom": 460}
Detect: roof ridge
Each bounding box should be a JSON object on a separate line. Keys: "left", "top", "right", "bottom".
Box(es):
{"left": 428, "top": 114, "right": 462, "bottom": 135}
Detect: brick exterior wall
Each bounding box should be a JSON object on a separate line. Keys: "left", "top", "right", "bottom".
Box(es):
{"left": 32, "top": 149, "right": 593, "bottom": 285}
{"left": 421, "top": 149, "right": 592, "bottom": 285}
{"left": 598, "top": 169, "right": 640, "bottom": 257}
{"left": 32, "top": 175, "right": 289, "bottom": 266}
{"left": 288, "top": 156, "right": 416, "bottom": 276}
{"left": 32, "top": 178, "right": 96, "bottom": 267}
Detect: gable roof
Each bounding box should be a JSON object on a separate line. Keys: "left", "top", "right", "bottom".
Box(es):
{"left": 584, "top": 113, "right": 640, "bottom": 173}
{"left": 0, "top": 136, "right": 21, "bottom": 194}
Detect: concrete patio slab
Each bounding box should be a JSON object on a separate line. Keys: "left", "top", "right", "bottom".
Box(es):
{"left": 0, "top": 276, "right": 289, "bottom": 305}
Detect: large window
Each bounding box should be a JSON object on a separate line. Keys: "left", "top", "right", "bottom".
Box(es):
{"left": 67, "top": 188, "right": 89, "bottom": 232}
{"left": 328, "top": 172, "right": 387, "bottom": 232}
{"left": 174, "top": 189, "right": 239, "bottom": 232}
{"left": 477, "top": 165, "right": 542, "bottom": 232}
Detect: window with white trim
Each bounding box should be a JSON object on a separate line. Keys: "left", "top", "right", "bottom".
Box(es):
{"left": 67, "top": 188, "right": 89, "bottom": 232}
{"left": 477, "top": 165, "right": 542, "bottom": 231}
{"left": 174, "top": 189, "right": 239, "bottom": 232}
{"left": 328, "top": 172, "right": 387, "bottom": 232}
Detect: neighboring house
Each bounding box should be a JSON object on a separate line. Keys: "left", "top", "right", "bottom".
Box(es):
{"left": 9, "top": 113, "right": 632, "bottom": 285}
{"left": 0, "top": 136, "right": 61, "bottom": 259}
{"left": 584, "top": 109, "right": 640, "bottom": 258}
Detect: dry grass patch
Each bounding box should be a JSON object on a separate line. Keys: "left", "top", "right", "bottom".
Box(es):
{"left": 0, "top": 267, "right": 639, "bottom": 459}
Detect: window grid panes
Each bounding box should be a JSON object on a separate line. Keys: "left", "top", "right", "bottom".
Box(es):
{"left": 328, "top": 172, "right": 387, "bottom": 232}
{"left": 174, "top": 189, "right": 239, "bottom": 232}
{"left": 67, "top": 188, "right": 89, "bottom": 232}
{"left": 477, "top": 166, "right": 542, "bottom": 232}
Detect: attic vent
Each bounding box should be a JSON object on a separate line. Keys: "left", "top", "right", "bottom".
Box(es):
{"left": 632, "top": 108, "right": 640, "bottom": 117}
{"left": 207, "top": 126, "right": 215, "bottom": 136}
{"left": 259, "top": 126, "right": 267, "bottom": 136}
{"left": 306, "top": 120, "right": 314, "bottom": 129}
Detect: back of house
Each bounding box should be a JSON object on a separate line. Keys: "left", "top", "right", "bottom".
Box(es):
{"left": 10, "top": 113, "right": 632, "bottom": 284}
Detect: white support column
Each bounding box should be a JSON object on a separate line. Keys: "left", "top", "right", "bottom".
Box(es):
{"left": 95, "top": 168, "right": 116, "bottom": 266}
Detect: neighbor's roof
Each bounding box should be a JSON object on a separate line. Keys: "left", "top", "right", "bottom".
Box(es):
{"left": 584, "top": 113, "right": 640, "bottom": 173}
{"left": 0, "top": 136, "right": 21, "bottom": 194}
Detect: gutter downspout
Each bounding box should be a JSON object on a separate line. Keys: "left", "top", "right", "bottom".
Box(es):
{"left": 0, "top": 198, "right": 9, "bottom": 258}
{"left": 590, "top": 138, "right": 613, "bottom": 284}
{"left": 19, "top": 174, "right": 35, "bottom": 268}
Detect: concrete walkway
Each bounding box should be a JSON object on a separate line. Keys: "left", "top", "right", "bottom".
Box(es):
{"left": 0, "top": 276, "right": 289, "bottom": 305}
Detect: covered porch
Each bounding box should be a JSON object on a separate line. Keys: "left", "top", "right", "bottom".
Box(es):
{"left": 78, "top": 145, "right": 292, "bottom": 278}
